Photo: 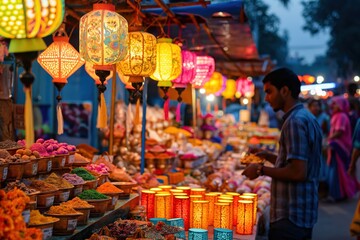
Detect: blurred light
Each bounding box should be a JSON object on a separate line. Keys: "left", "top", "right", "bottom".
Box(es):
{"left": 354, "top": 76, "right": 360, "bottom": 82}
{"left": 242, "top": 98, "right": 249, "bottom": 105}
{"left": 316, "top": 75, "right": 324, "bottom": 84}
{"left": 199, "top": 88, "right": 206, "bottom": 94}
{"left": 206, "top": 94, "right": 215, "bottom": 102}
{"left": 301, "top": 83, "right": 336, "bottom": 91}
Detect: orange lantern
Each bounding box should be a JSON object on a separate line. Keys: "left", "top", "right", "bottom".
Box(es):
{"left": 205, "top": 193, "right": 218, "bottom": 226}
{"left": 191, "top": 200, "right": 209, "bottom": 229}
{"left": 150, "top": 188, "right": 162, "bottom": 193}
{"left": 171, "top": 191, "right": 186, "bottom": 218}
{"left": 174, "top": 195, "right": 190, "bottom": 230}
{"left": 240, "top": 194, "right": 257, "bottom": 224}
{"left": 141, "top": 190, "right": 155, "bottom": 220}
{"left": 158, "top": 185, "right": 172, "bottom": 192}
{"left": 176, "top": 186, "right": 191, "bottom": 195}
{"left": 190, "top": 188, "right": 206, "bottom": 197}
{"left": 37, "top": 29, "right": 85, "bottom": 135}
{"left": 155, "top": 193, "right": 171, "bottom": 219}
{"left": 237, "top": 200, "right": 254, "bottom": 235}
{"left": 214, "top": 202, "right": 231, "bottom": 229}
{"left": 226, "top": 192, "right": 240, "bottom": 226}
{"left": 218, "top": 199, "right": 234, "bottom": 227}
{"left": 189, "top": 195, "right": 203, "bottom": 228}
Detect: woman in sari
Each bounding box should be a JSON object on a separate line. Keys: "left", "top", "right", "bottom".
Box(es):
{"left": 326, "top": 96, "right": 358, "bottom": 201}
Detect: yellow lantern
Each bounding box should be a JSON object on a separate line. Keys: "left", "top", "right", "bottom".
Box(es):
{"left": 37, "top": 31, "right": 85, "bottom": 135}
{"left": 155, "top": 193, "right": 171, "bottom": 219}
{"left": 191, "top": 200, "right": 209, "bottom": 229}
{"left": 205, "top": 193, "right": 218, "bottom": 226}
{"left": 214, "top": 202, "right": 231, "bottom": 229}
{"left": 190, "top": 188, "right": 206, "bottom": 197}
{"left": 240, "top": 194, "right": 257, "bottom": 225}
{"left": 237, "top": 200, "right": 254, "bottom": 235}
{"left": 204, "top": 72, "right": 223, "bottom": 95}
{"left": 150, "top": 37, "right": 182, "bottom": 120}
{"left": 222, "top": 79, "right": 237, "bottom": 99}
{"left": 0, "top": 0, "right": 65, "bottom": 53}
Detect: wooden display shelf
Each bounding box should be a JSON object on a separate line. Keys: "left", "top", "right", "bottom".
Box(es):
{"left": 52, "top": 193, "right": 139, "bottom": 240}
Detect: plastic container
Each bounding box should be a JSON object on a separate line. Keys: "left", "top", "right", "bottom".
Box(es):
{"left": 28, "top": 219, "right": 60, "bottom": 240}
{"left": 0, "top": 163, "right": 9, "bottom": 182}
{"left": 7, "top": 161, "right": 28, "bottom": 180}
{"left": 83, "top": 197, "right": 111, "bottom": 217}
{"left": 44, "top": 212, "right": 83, "bottom": 236}
{"left": 23, "top": 158, "right": 40, "bottom": 177}
{"left": 38, "top": 157, "right": 53, "bottom": 173}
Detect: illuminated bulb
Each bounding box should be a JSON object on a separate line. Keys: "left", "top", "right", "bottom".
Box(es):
{"left": 206, "top": 94, "right": 215, "bottom": 102}
{"left": 354, "top": 76, "right": 360, "bottom": 82}
{"left": 199, "top": 88, "right": 206, "bottom": 94}
{"left": 242, "top": 98, "right": 249, "bottom": 105}
{"left": 316, "top": 75, "right": 324, "bottom": 84}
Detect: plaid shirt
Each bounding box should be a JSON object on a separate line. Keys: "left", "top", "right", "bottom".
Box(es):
{"left": 270, "top": 103, "right": 323, "bottom": 228}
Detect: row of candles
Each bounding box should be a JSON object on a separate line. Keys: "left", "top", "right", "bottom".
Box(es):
{"left": 140, "top": 185, "right": 257, "bottom": 235}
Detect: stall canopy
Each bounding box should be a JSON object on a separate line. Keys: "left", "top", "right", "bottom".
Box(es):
{"left": 64, "top": 0, "right": 274, "bottom": 78}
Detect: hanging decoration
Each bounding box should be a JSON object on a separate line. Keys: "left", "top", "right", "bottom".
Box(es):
{"left": 0, "top": 0, "right": 65, "bottom": 148}
{"left": 80, "top": 2, "right": 128, "bottom": 128}
{"left": 203, "top": 71, "right": 224, "bottom": 95}
{"left": 235, "top": 77, "right": 255, "bottom": 98}
{"left": 37, "top": 27, "right": 85, "bottom": 135}
{"left": 172, "top": 50, "right": 197, "bottom": 122}
{"left": 85, "top": 62, "right": 113, "bottom": 86}
{"left": 215, "top": 74, "right": 227, "bottom": 96}
{"left": 191, "top": 55, "right": 215, "bottom": 88}
{"left": 150, "top": 38, "right": 182, "bottom": 121}
{"left": 222, "top": 79, "right": 237, "bottom": 99}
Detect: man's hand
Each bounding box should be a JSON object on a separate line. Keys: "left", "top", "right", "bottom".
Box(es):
{"left": 242, "top": 163, "right": 261, "bottom": 180}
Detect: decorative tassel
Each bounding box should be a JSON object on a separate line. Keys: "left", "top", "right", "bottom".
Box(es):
{"left": 134, "top": 98, "right": 140, "bottom": 125}
{"left": 96, "top": 92, "right": 108, "bottom": 128}
{"left": 24, "top": 87, "right": 34, "bottom": 148}
{"left": 176, "top": 102, "right": 181, "bottom": 122}
{"left": 57, "top": 103, "right": 64, "bottom": 135}
{"left": 164, "top": 98, "right": 169, "bottom": 121}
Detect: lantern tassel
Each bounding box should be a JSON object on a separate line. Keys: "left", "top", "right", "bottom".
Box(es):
{"left": 24, "top": 87, "right": 34, "bottom": 148}
{"left": 164, "top": 98, "right": 169, "bottom": 121}
{"left": 57, "top": 103, "right": 64, "bottom": 135}
{"left": 97, "top": 93, "right": 108, "bottom": 128}
{"left": 134, "top": 98, "right": 140, "bottom": 125}
{"left": 176, "top": 102, "right": 181, "bottom": 122}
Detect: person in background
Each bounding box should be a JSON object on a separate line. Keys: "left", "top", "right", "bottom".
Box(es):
{"left": 325, "top": 96, "right": 358, "bottom": 202}
{"left": 242, "top": 67, "right": 323, "bottom": 240}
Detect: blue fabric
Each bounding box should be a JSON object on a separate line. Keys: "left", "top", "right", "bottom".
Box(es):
{"left": 271, "top": 103, "right": 322, "bottom": 228}
{"left": 353, "top": 119, "right": 360, "bottom": 149}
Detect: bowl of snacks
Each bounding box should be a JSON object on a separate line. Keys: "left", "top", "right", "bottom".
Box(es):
{"left": 61, "top": 197, "right": 94, "bottom": 226}
{"left": 96, "top": 182, "right": 123, "bottom": 210}
{"left": 71, "top": 167, "right": 97, "bottom": 190}
{"left": 44, "top": 205, "right": 83, "bottom": 235}
{"left": 78, "top": 189, "right": 111, "bottom": 217}
{"left": 28, "top": 210, "right": 60, "bottom": 240}
{"left": 112, "top": 182, "right": 137, "bottom": 199}
{"left": 62, "top": 173, "right": 86, "bottom": 198}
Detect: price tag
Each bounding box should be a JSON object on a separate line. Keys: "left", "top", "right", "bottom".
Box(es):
{"left": 2, "top": 167, "right": 8, "bottom": 180}
{"left": 60, "top": 191, "right": 70, "bottom": 202}
{"left": 45, "top": 196, "right": 55, "bottom": 207}
{"left": 42, "top": 227, "right": 53, "bottom": 240}
{"left": 112, "top": 196, "right": 119, "bottom": 206}
{"left": 22, "top": 209, "right": 30, "bottom": 224}
{"left": 67, "top": 219, "right": 77, "bottom": 230}
{"left": 69, "top": 154, "right": 75, "bottom": 164}
{"left": 47, "top": 160, "right": 52, "bottom": 172}
{"left": 32, "top": 162, "right": 38, "bottom": 175}
{"left": 61, "top": 157, "right": 66, "bottom": 167}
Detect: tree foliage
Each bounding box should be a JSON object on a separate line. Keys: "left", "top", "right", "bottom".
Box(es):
{"left": 302, "top": 0, "right": 360, "bottom": 77}
{"left": 245, "top": 0, "right": 289, "bottom": 66}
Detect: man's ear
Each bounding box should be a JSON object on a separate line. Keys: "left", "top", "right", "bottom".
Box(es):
{"left": 280, "top": 86, "right": 289, "bottom": 96}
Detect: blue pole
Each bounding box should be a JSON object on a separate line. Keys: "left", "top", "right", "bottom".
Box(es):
{"left": 140, "top": 78, "right": 148, "bottom": 174}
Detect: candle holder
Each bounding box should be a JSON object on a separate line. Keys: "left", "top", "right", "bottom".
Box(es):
{"left": 226, "top": 192, "right": 240, "bottom": 226}
{"left": 176, "top": 186, "right": 191, "bottom": 195}
{"left": 159, "top": 185, "right": 172, "bottom": 192}
{"left": 214, "top": 228, "right": 233, "bottom": 240}
{"left": 218, "top": 199, "right": 234, "bottom": 229}
{"left": 140, "top": 190, "right": 155, "bottom": 220}
{"left": 174, "top": 196, "right": 190, "bottom": 230}
{"left": 190, "top": 188, "right": 206, "bottom": 197}
{"left": 242, "top": 193, "right": 258, "bottom": 224}
{"left": 155, "top": 193, "right": 171, "bottom": 219}
{"left": 189, "top": 195, "right": 203, "bottom": 228}
{"left": 205, "top": 193, "right": 218, "bottom": 226}
{"left": 188, "top": 228, "right": 208, "bottom": 240}
{"left": 213, "top": 202, "right": 231, "bottom": 229}
{"left": 167, "top": 218, "right": 186, "bottom": 239}
{"left": 191, "top": 200, "right": 209, "bottom": 229}
{"left": 171, "top": 192, "right": 187, "bottom": 219}
{"left": 237, "top": 200, "right": 254, "bottom": 235}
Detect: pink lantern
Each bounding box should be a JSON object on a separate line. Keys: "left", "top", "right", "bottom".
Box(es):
{"left": 172, "top": 50, "right": 197, "bottom": 122}
{"left": 191, "top": 55, "right": 215, "bottom": 88}
{"left": 236, "top": 77, "right": 255, "bottom": 98}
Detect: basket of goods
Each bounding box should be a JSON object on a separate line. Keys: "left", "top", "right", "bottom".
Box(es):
{"left": 72, "top": 152, "right": 91, "bottom": 167}
{"left": 85, "top": 163, "right": 110, "bottom": 186}
{"left": 28, "top": 210, "right": 60, "bottom": 240}
{"left": 30, "top": 142, "right": 54, "bottom": 173}
{"left": 78, "top": 189, "right": 111, "bottom": 217}
{"left": 0, "top": 139, "right": 23, "bottom": 155}
{"left": 10, "top": 148, "right": 41, "bottom": 177}
{"left": 3, "top": 151, "right": 30, "bottom": 180}
{"left": 5, "top": 181, "right": 40, "bottom": 207}
{"left": 240, "top": 153, "right": 264, "bottom": 165}
{"left": 27, "top": 180, "right": 59, "bottom": 209}
{"left": 71, "top": 167, "right": 98, "bottom": 190}
{"left": 96, "top": 182, "right": 123, "bottom": 210}
{"left": 62, "top": 173, "right": 85, "bottom": 198}
{"left": 61, "top": 197, "right": 94, "bottom": 225}
{"left": 44, "top": 205, "right": 83, "bottom": 235}
{"left": 112, "top": 181, "right": 137, "bottom": 199}
{"left": 44, "top": 173, "right": 74, "bottom": 204}
{"left": 0, "top": 158, "right": 9, "bottom": 182}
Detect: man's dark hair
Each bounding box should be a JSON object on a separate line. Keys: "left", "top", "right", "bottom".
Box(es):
{"left": 262, "top": 67, "right": 301, "bottom": 99}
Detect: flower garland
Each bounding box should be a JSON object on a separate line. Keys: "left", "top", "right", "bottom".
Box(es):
{"left": 0, "top": 188, "right": 42, "bottom": 240}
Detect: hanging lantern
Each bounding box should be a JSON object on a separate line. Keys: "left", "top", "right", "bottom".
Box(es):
{"left": 236, "top": 77, "right": 255, "bottom": 98}
{"left": 222, "top": 79, "right": 236, "bottom": 99}
{"left": 80, "top": 2, "right": 128, "bottom": 128}
{"left": 0, "top": 0, "right": 65, "bottom": 148}
{"left": 38, "top": 29, "right": 85, "bottom": 135}
{"left": 85, "top": 62, "right": 113, "bottom": 86}
{"left": 215, "top": 74, "right": 227, "bottom": 96}
{"left": 171, "top": 50, "right": 197, "bottom": 122}
{"left": 204, "top": 71, "right": 224, "bottom": 95}
{"left": 191, "top": 55, "right": 215, "bottom": 88}
{"left": 150, "top": 38, "right": 182, "bottom": 121}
